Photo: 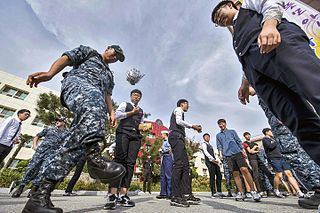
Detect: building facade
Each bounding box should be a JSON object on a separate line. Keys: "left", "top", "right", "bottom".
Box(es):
{"left": 0, "top": 70, "right": 59, "bottom": 164}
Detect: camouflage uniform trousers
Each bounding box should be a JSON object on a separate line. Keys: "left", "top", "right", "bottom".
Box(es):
{"left": 20, "top": 147, "right": 59, "bottom": 186}
{"left": 259, "top": 97, "right": 320, "bottom": 190}
{"left": 222, "top": 158, "right": 233, "bottom": 191}
{"left": 38, "top": 76, "right": 108, "bottom": 182}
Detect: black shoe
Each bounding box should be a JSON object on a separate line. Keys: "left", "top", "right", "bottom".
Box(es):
{"left": 104, "top": 194, "right": 117, "bottom": 210}
{"left": 119, "top": 195, "right": 135, "bottom": 207}
{"left": 298, "top": 193, "right": 320, "bottom": 209}
{"left": 27, "top": 185, "right": 39, "bottom": 198}
{"left": 156, "top": 195, "right": 167, "bottom": 199}
{"left": 86, "top": 143, "right": 126, "bottom": 184}
{"left": 22, "top": 179, "right": 62, "bottom": 213}
{"left": 170, "top": 197, "right": 189, "bottom": 208}
{"left": 12, "top": 185, "right": 25, "bottom": 198}
{"left": 185, "top": 194, "right": 201, "bottom": 205}
{"left": 148, "top": 191, "right": 151, "bottom": 194}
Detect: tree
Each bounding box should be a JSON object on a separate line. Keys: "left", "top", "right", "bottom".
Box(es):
{"left": 35, "top": 92, "right": 74, "bottom": 125}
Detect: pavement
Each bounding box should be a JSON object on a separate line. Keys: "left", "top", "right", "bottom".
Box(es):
{"left": 0, "top": 188, "right": 317, "bottom": 213}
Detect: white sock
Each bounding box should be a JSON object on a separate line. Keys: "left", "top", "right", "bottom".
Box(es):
{"left": 274, "top": 189, "right": 280, "bottom": 194}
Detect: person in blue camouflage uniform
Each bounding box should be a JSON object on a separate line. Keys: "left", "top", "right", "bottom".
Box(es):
{"left": 11, "top": 118, "right": 69, "bottom": 198}
{"left": 22, "top": 45, "right": 126, "bottom": 213}
{"left": 222, "top": 158, "right": 234, "bottom": 197}
{"left": 259, "top": 97, "right": 320, "bottom": 192}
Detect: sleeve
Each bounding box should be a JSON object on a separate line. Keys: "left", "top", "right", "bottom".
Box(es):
{"left": 243, "top": 142, "right": 248, "bottom": 149}
{"left": 0, "top": 117, "right": 12, "bottom": 138}
{"left": 36, "top": 128, "right": 49, "bottom": 138}
{"left": 115, "top": 102, "right": 127, "bottom": 120}
{"left": 175, "top": 108, "right": 192, "bottom": 128}
{"left": 6, "top": 119, "right": 19, "bottom": 141}
{"left": 216, "top": 134, "right": 222, "bottom": 151}
{"left": 242, "top": 0, "right": 283, "bottom": 24}
{"left": 62, "top": 45, "right": 95, "bottom": 67}
{"left": 233, "top": 130, "right": 243, "bottom": 150}
{"left": 202, "top": 143, "right": 215, "bottom": 161}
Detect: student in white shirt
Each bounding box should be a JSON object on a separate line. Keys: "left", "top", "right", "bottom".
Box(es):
{"left": 0, "top": 109, "right": 30, "bottom": 164}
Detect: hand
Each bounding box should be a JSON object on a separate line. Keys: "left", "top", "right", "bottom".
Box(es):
{"left": 238, "top": 79, "right": 250, "bottom": 105}
{"left": 132, "top": 106, "right": 140, "bottom": 115}
{"left": 26, "top": 71, "right": 53, "bottom": 88}
{"left": 192, "top": 125, "right": 202, "bottom": 133}
{"left": 109, "top": 113, "right": 117, "bottom": 128}
{"left": 258, "top": 19, "right": 281, "bottom": 54}
{"left": 212, "top": 160, "right": 219, "bottom": 165}
{"left": 249, "top": 86, "right": 256, "bottom": 96}
{"left": 12, "top": 139, "right": 20, "bottom": 144}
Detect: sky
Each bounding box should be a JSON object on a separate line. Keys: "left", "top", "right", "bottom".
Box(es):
{"left": 0, "top": 0, "right": 270, "bottom": 146}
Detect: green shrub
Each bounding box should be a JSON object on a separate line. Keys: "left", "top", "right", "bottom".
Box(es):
{"left": 0, "top": 169, "right": 23, "bottom": 187}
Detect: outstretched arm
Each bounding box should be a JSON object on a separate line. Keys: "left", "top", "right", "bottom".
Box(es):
{"left": 26, "top": 55, "right": 71, "bottom": 88}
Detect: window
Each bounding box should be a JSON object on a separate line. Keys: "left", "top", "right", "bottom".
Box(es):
{"left": 0, "top": 85, "right": 29, "bottom": 100}
{"left": 31, "top": 117, "right": 48, "bottom": 128}
{"left": 201, "top": 158, "right": 205, "bottom": 164}
{"left": 0, "top": 105, "right": 16, "bottom": 118}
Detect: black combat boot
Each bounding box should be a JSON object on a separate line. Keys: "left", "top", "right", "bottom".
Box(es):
{"left": 22, "top": 179, "right": 62, "bottom": 213}
{"left": 27, "top": 185, "right": 39, "bottom": 198}
{"left": 86, "top": 143, "right": 126, "bottom": 184}
{"left": 11, "top": 185, "right": 25, "bottom": 198}
{"left": 298, "top": 189, "right": 320, "bottom": 209}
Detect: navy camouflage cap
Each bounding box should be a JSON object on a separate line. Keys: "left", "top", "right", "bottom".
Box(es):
{"left": 109, "top": 45, "right": 125, "bottom": 62}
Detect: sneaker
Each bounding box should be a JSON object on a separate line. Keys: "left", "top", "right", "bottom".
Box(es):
{"left": 260, "top": 191, "right": 268, "bottom": 198}
{"left": 297, "top": 191, "right": 305, "bottom": 198}
{"left": 185, "top": 194, "right": 201, "bottom": 205}
{"left": 282, "top": 191, "right": 290, "bottom": 197}
{"left": 251, "top": 191, "right": 262, "bottom": 202}
{"left": 170, "top": 197, "right": 189, "bottom": 208}
{"left": 275, "top": 191, "right": 284, "bottom": 198}
{"left": 156, "top": 195, "right": 168, "bottom": 199}
{"left": 212, "top": 192, "right": 225, "bottom": 198}
{"left": 63, "top": 192, "right": 77, "bottom": 196}
{"left": 119, "top": 194, "right": 135, "bottom": 207}
{"left": 235, "top": 192, "right": 245, "bottom": 201}
{"left": 227, "top": 191, "right": 233, "bottom": 197}
{"left": 245, "top": 193, "right": 252, "bottom": 199}
{"left": 218, "top": 192, "right": 226, "bottom": 198}
{"left": 298, "top": 193, "right": 320, "bottom": 210}
{"left": 104, "top": 194, "right": 117, "bottom": 210}
{"left": 8, "top": 181, "right": 16, "bottom": 194}
{"left": 11, "top": 185, "right": 24, "bottom": 198}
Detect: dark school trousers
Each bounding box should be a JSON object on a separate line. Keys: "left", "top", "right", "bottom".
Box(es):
{"left": 242, "top": 21, "right": 320, "bottom": 165}
{"left": 169, "top": 131, "right": 189, "bottom": 198}
{"left": 206, "top": 160, "right": 222, "bottom": 194}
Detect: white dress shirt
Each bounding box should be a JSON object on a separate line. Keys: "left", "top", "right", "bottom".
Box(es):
{"left": 202, "top": 142, "right": 215, "bottom": 161}
{"left": 242, "top": 0, "right": 283, "bottom": 24}
{"left": 0, "top": 117, "right": 21, "bottom": 147}
{"left": 115, "top": 102, "right": 144, "bottom": 123}
{"left": 174, "top": 107, "right": 192, "bottom": 129}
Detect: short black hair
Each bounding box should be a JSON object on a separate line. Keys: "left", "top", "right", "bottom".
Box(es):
{"left": 130, "top": 89, "right": 142, "bottom": 97}
{"left": 17, "top": 109, "right": 30, "bottom": 115}
{"left": 262, "top": 128, "right": 271, "bottom": 135}
{"left": 177, "top": 99, "right": 188, "bottom": 107}
{"left": 217, "top": 119, "right": 226, "bottom": 124}
{"left": 211, "top": 0, "right": 237, "bottom": 24}
{"left": 243, "top": 132, "right": 251, "bottom": 137}
{"left": 203, "top": 133, "right": 210, "bottom": 138}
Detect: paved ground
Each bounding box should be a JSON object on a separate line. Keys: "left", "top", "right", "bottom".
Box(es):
{"left": 0, "top": 188, "right": 316, "bottom": 213}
